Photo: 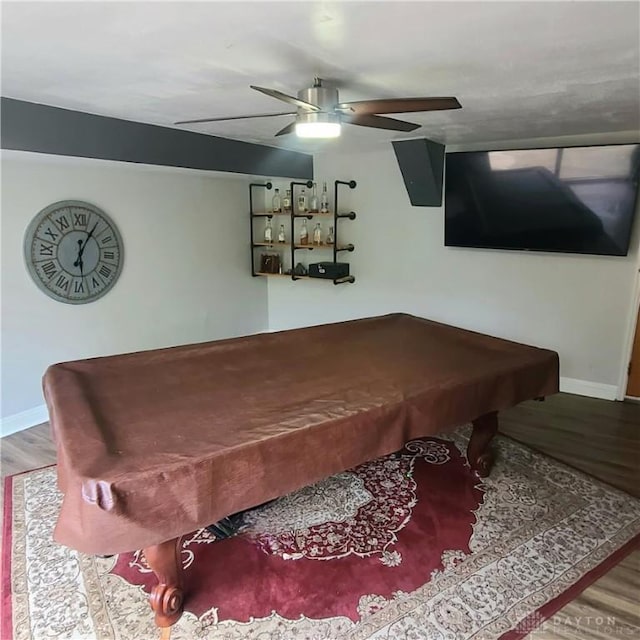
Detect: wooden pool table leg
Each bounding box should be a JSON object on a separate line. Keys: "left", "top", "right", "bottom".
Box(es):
{"left": 468, "top": 412, "right": 499, "bottom": 477}
{"left": 143, "top": 537, "right": 184, "bottom": 632}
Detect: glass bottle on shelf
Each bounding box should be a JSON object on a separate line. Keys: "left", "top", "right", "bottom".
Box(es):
{"left": 298, "top": 188, "right": 307, "bottom": 213}
{"left": 264, "top": 218, "right": 273, "bottom": 243}
{"left": 309, "top": 183, "right": 319, "bottom": 212}
{"left": 325, "top": 226, "right": 334, "bottom": 245}
{"left": 299, "top": 218, "right": 309, "bottom": 245}
{"left": 283, "top": 189, "right": 292, "bottom": 214}
{"left": 271, "top": 188, "right": 281, "bottom": 213}
{"left": 313, "top": 222, "right": 322, "bottom": 245}
{"left": 320, "top": 181, "right": 329, "bottom": 213}
{"left": 278, "top": 224, "right": 286, "bottom": 243}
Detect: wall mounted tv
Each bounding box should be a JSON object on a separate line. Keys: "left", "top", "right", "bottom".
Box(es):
{"left": 444, "top": 144, "right": 640, "bottom": 256}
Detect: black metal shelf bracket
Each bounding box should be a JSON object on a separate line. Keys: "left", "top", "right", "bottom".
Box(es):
{"left": 333, "top": 180, "right": 357, "bottom": 277}
{"left": 249, "top": 182, "right": 272, "bottom": 276}
{"left": 289, "top": 180, "right": 314, "bottom": 280}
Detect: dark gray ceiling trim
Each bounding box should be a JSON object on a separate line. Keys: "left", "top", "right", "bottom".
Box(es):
{"left": 1, "top": 97, "right": 313, "bottom": 179}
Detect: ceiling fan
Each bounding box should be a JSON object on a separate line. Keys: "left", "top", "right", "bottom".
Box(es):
{"left": 175, "top": 77, "right": 461, "bottom": 138}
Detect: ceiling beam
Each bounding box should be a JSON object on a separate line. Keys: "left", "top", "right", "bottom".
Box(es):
{"left": 0, "top": 97, "right": 313, "bottom": 179}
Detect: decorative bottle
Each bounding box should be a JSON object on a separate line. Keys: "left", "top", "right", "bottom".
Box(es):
{"left": 313, "top": 222, "right": 322, "bottom": 245}
{"left": 325, "top": 226, "right": 334, "bottom": 245}
{"left": 309, "top": 183, "right": 319, "bottom": 213}
{"left": 298, "top": 188, "right": 307, "bottom": 213}
{"left": 278, "top": 224, "right": 286, "bottom": 243}
{"left": 299, "top": 219, "right": 309, "bottom": 245}
{"left": 271, "top": 188, "right": 281, "bottom": 213}
{"left": 283, "top": 189, "right": 292, "bottom": 214}
{"left": 264, "top": 218, "right": 273, "bottom": 243}
{"left": 320, "top": 182, "right": 329, "bottom": 213}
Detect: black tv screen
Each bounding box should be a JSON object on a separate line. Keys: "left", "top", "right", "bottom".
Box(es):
{"left": 444, "top": 144, "right": 640, "bottom": 256}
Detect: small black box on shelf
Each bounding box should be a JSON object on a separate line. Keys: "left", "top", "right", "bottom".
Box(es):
{"left": 308, "top": 262, "right": 350, "bottom": 279}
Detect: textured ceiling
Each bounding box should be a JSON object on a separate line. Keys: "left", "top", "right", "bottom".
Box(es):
{"left": 1, "top": 1, "right": 639, "bottom": 154}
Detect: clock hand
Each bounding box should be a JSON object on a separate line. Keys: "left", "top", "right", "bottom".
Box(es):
{"left": 79, "top": 222, "right": 98, "bottom": 256}
{"left": 73, "top": 222, "right": 98, "bottom": 267}
{"left": 73, "top": 239, "right": 84, "bottom": 269}
{"left": 73, "top": 239, "right": 82, "bottom": 268}
{"left": 85, "top": 221, "right": 98, "bottom": 243}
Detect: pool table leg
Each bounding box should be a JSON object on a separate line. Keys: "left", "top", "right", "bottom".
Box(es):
{"left": 143, "top": 537, "right": 184, "bottom": 631}
{"left": 468, "top": 412, "right": 499, "bottom": 477}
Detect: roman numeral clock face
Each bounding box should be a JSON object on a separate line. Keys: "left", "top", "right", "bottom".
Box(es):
{"left": 24, "top": 201, "right": 124, "bottom": 304}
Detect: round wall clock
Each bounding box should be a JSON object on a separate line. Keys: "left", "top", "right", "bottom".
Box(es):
{"left": 24, "top": 200, "right": 124, "bottom": 304}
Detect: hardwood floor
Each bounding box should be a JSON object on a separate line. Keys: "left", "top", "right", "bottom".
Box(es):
{"left": 501, "top": 393, "right": 640, "bottom": 498}
{"left": 1, "top": 393, "right": 639, "bottom": 638}
{"left": 1, "top": 421, "right": 56, "bottom": 478}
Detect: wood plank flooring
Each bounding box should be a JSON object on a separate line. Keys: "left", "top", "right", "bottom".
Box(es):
{"left": 1, "top": 421, "right": 57, "bottom": 478}
{"left": 501, "top": 393, "right": 640, "bottom": 498}
{"left": 1, "top": 392, "right": 638, "bottom": 638}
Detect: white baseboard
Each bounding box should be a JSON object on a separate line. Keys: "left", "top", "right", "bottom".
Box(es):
{"left": 1, "top": 404, "right": 49, "bottom": 438}
{"left": 559, "top": 377, "right": 618, "bottom": 401}
{"left": 0, "top": 378, "right": 619, "bottom": 438}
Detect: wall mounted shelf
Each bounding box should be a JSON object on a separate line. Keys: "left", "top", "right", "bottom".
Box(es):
{"left": 253, "top": 242, "right": 354, "bottom": 251}
{"left": 250, "top": 179, "right": 357, "bottom": 285}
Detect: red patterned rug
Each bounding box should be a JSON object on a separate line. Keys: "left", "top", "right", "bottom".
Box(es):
{"left": 3, "top": 427, "right": 640, "bottom": 639}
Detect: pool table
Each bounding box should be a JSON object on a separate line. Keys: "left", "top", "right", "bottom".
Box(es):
{"left": 43, "top": 313, "right": 559, "bottom": 632}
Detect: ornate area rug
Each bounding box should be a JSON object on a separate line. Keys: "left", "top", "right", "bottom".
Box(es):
{"left": 3, "top": 427, "right": 639, "bottom": 640}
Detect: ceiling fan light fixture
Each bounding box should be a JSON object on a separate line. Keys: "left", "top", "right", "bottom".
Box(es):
{"left": 295, "top": 111, "right": 341, "bottom": 138}
{"left": 295, "top": 120, "right": 341, "bottom": 138}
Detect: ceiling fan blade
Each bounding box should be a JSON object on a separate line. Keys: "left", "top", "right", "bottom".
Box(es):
{"left": 174, "top": 111, "right": 296, "bottom": 125}
{"left": 343, "top": 113, "right": 421, "bottom": 132}
{"left": 275, "top": 122, "right": 296, "bottom": 137}
{"left": 338, "top": 97, "right": 461, "bottom": 115}
{"left": 250, "top": 85, "right": 321, "bottom": 112}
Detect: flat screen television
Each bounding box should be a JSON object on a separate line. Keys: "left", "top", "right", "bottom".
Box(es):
{"left": 444, "top": 144, "right": 640, "bottom": 256}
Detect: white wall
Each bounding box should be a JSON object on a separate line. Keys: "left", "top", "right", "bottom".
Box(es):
{"left": 267, "top": 135, "right": 640, "bottom": 398}
{"left": 1, "top": 152, "right": 269, "bottom": 434}
{"left": 3, "top": 133, "right": 638, "bottom": 436}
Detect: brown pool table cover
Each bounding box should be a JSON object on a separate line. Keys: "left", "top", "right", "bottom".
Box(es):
{"left": 43, "top": 313, "right": 559, "bottom": 554}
